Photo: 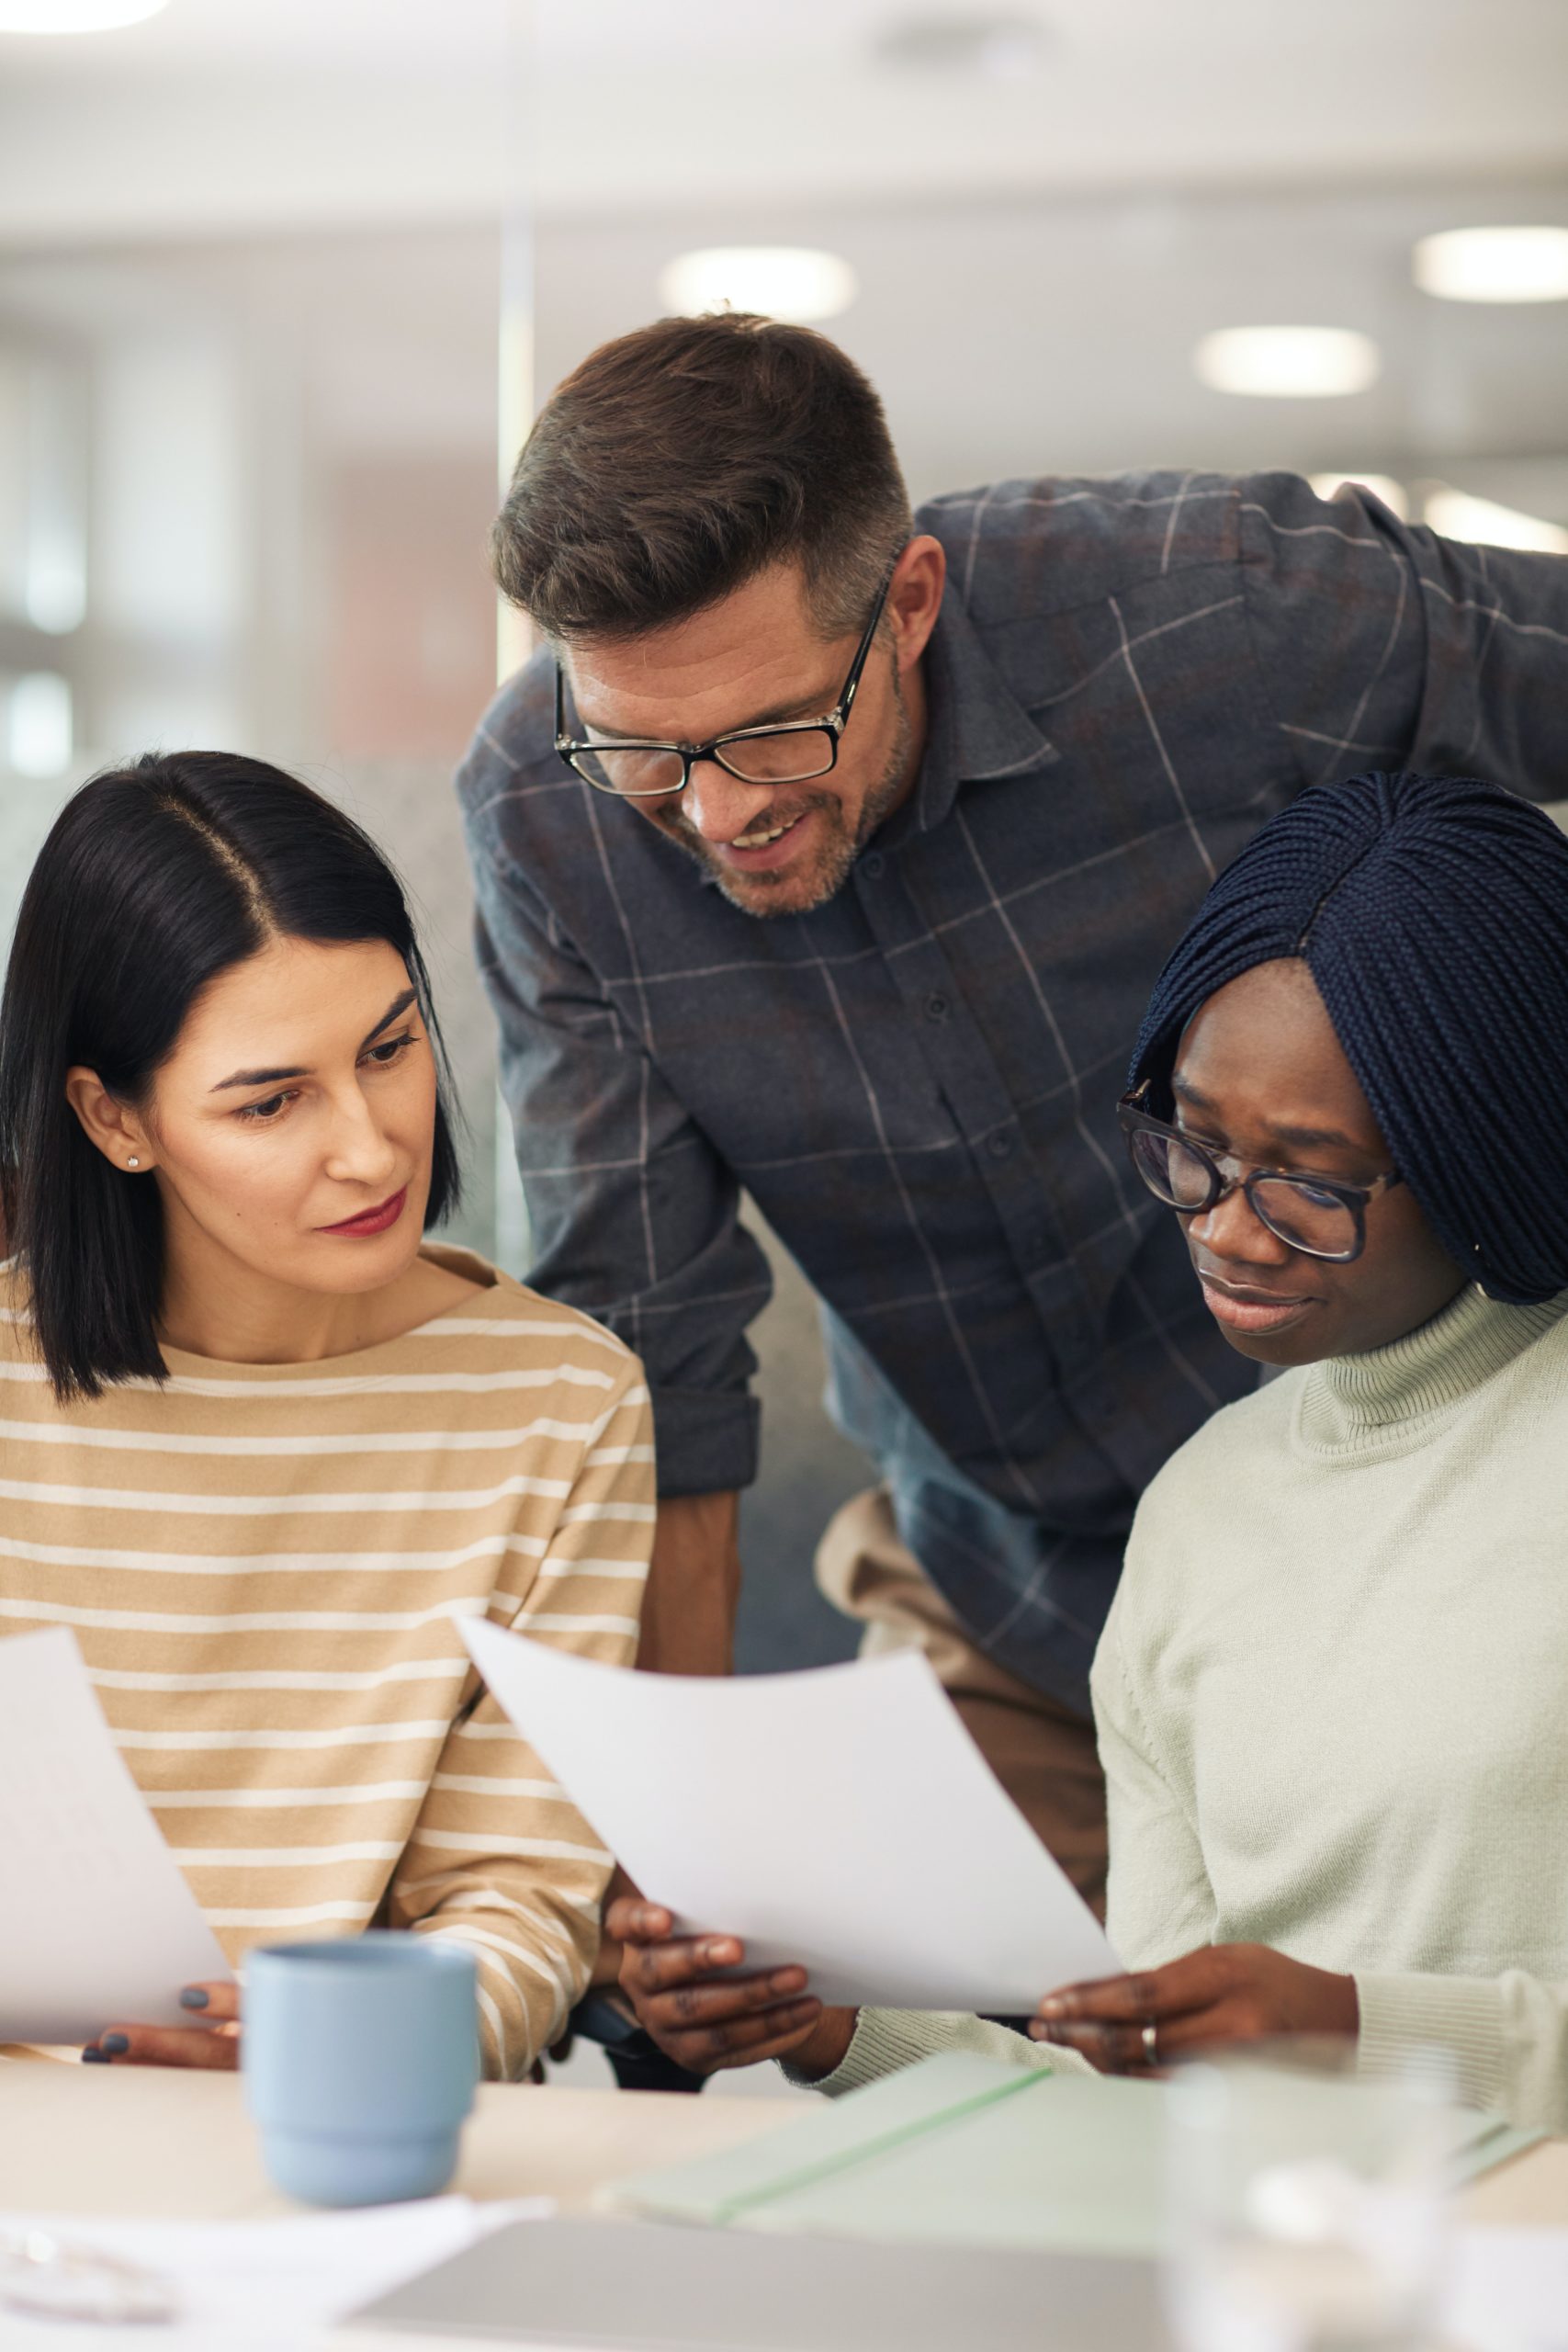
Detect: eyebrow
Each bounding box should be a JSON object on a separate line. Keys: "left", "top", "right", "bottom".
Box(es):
{"left": 209, "top": 988, "right": 418, "bottom": 1093}
{"left": 581, "top": 690, "right": 834, "bottom": 745}
{"left": 1169, "top": 1071, "right": 1362, "bottom": 1155}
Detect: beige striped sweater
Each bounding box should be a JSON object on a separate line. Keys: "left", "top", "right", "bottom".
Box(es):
{"left": 0, "top": 1244, "right": 653, "bottom": 2080}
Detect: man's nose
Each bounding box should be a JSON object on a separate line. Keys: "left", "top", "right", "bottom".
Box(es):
{"left": 681, "top": 759, "right": 780, "bottom": 845}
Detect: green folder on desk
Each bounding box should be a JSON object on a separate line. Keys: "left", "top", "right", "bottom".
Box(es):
{"left": 603, "top": 2052, "right": 1543, "bottom": 2262}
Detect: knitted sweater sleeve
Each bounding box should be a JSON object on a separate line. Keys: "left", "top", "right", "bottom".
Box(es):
{"left": 1355, "top": 1971, "right": 1568, "bottom": 2132}
{"left": 1090, "top": 1586, "right": 1218, "bottom": 1972}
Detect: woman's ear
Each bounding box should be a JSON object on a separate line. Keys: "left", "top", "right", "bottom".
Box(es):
{"left": 64, "top": 1068, "right": 154, "bottom": 1175}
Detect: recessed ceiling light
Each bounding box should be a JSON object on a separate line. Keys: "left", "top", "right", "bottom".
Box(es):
{"left": 0, "top": 0, "right": 167, "bottom": 28}
{"left": 1414, "top": 226, "right": 1568, "bottom": 305}
{"left": 1422, "top": 487, "right": 1568, "bottom": 556}
{"left": 874, "top": 12, "right": 1051, "bottom": 78}
{"left": 1194, "top": 327, "right": 1381, "bottom": 400}
{"left": 659, "top": 248, "right": 858, "bottom": 326}
{"left": 1308, "top": 473, "right": 1408, "bottom": 520}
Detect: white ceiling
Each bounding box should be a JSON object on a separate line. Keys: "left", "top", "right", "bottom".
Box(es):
{"left": 1, "top": 0, "right": 1566, "bottom": 242}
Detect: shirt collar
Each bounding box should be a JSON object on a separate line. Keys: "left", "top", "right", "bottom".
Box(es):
{"left": 908, "top": 591, "right": 1059, "bottom": 838}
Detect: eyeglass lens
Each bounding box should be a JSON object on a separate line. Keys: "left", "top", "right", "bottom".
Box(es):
{"left": 572, "top": 727, "right": 838, "bottom": 797}
{"left": 1127, "top": 1129, "right": 1359, "bottom": 1260}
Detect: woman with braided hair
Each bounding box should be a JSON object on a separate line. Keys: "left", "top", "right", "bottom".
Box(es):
{"left": 610, "top": 769, "right": 1568, "bottom": 2131}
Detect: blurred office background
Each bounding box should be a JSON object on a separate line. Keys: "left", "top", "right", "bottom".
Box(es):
{"left": 3, "top": 0, "right": 1567, "bottom": 1674}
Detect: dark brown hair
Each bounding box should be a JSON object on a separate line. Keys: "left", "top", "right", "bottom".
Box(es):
{"left": 0, "top": 752, "right": 462, "bottom": 1401}
{"left": 492, "top": 312, "right": 912, "bottom": 643}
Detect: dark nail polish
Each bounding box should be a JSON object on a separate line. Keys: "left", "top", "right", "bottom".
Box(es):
{"left": 82, "top": 2046, "right": 108, "bottom": 2064}
{"left": 180, "top": 1987, "right": 209, "bottom": 2010}
{"left": 100, "top": 2032, "right": 130, "bottom": 2055}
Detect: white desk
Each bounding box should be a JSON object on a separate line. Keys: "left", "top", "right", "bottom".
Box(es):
{"left": 5, "top": 2055, "right": 1568, "bottom": 2225}
{"left": 0, "top": 2057, "right": 782, "bottom": 2222}
{"left": 4, "top": 2056, "right": 1567, "bottom": 2352}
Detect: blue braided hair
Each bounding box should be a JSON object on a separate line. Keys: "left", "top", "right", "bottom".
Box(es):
{"left": 1128, "top": 772, "right": 1568, "bottom": 1306}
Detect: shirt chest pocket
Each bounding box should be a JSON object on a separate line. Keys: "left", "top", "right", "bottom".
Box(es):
{"left": 649, "top": 956, "right": 964, "bottom": 1176}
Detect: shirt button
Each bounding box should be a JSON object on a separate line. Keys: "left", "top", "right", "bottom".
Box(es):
{"left": 861, "top": 853, "right": 886, "bottom": 879}
{"left": 986, "top": 1131, "right": 1015, "bottom": 1160}
{"left": 925, "top": 991, "right": 950, "bottom": 1022}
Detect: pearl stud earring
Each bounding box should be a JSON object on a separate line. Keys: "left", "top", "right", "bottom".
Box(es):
{"left": 128, "top": 1158, "right": 140, "bottom": 1169}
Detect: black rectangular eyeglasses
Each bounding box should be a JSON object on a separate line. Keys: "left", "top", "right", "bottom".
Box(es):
{"left": 553, "top": 568, "right": 896, "bottom": 801}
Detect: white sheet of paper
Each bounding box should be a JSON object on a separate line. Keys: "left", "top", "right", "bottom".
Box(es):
{"left": 463, "top": 1622, "right": 1117, "bottom": 2011}
{"left": 0, "top": 2197, "right": 548, "bottom": 2351}
{"left": 1442, "top": 2224, "right": 1568, "bottom": 2352}
{"left": 0, "top": 1626, "right": 232, "bottom": 2041}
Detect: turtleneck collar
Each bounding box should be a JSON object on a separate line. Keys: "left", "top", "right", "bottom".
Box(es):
{"left": 1296, "top": 1282, "right": 1568, "bottom": 1456}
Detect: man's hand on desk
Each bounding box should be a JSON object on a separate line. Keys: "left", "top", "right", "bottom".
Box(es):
{"left": 608, "top": 1897, "right": 858, "bottom": 2078}
{"left": 82, "top": 1980, "right": 240, "bottom": 2069}
{"left": 1030, "top": 1942, "right": 1359, "bottom": 2071}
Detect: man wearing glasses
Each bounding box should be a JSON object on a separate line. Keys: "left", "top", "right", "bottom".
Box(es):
{"left": 457, "top": 312, "right": 1567, "bottom": 1972}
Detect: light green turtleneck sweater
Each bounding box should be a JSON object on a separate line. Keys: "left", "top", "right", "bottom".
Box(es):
{"left": 814, "top": 1285, "right": 1568, "bottom": 2127}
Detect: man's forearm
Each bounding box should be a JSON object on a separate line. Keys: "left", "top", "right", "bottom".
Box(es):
{"left": 637, "top": 1490, "right": 742, "bottom": 1676}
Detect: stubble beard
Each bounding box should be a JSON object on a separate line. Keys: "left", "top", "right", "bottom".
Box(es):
{"left": 651, "top": 672, "right": 914, "bottom": 921}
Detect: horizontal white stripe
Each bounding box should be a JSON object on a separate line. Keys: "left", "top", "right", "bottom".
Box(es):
{"left": 0, "top": 1361, "right": 624, "bottom": 1399}
{"left": 393, "top": 1872, "right": 599, "bottom": 1923}
{"left": 3, "top": 1594, "right": 491, "bottom": 1635}
{"left": 174, "top": 1842, "right": 402, "bottom": 1867}
{"left": 0, "top": 1295, "right": 627, "bottom": 1354}
{"left": 559, "top": 1501, "right": 655, "bottom": 1524}
{"left": 114, "top": 1722, "right": 452, "bottom": 1751}
{"left": 203, "top": 1901, "right": 373, "bottom": 1927}
{"left": 584, "top": 1443, "right": 656, "bottom": 1467}
{"left": 149, "top": 1781, "right": 429, "bottom": 1808}
{"left": 0, "top": 1532, "right": 545, "bottom": 1576}
{"left": 0, "top": 1415, "right": 619, "bottom": 1458}
{"left": 443, "top": 1924, "right": 573, "bottom": 2000}
{"left": 89, "top": 1660, "right": 462, "bottom": 1692}
{"left": 406, "top": 1315, "right": 628, "bottom": 1355}
{"left": 431, "top": 1773, "right": 566, "bottom": 1801}
{"left": 406, "top": 1828, "right": 609, "bottom": 1864}
{"left": 536, "top": 1555, "right": 649, "bottom": 1583}
{"left": 525, "top": 1613, "right": 639, "bottom": 1637}
{"left": 452, "top": 1720, "right": 527, "bottom": 1741}
{"left": 0, "top": 1474, "right": 572, "bottom": 1516}
{"left": 435, "top": 1892, "right": 581, "bottom": 1962}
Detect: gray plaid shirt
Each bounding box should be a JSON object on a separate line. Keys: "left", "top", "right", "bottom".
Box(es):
{"left": 457, "top": 469, "right": 1568, "bottom": 1709}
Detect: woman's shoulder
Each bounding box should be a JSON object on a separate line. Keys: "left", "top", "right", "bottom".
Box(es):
{"left": 410, "top": 1246, "right": 643, "bottom": 1384}
{"left": 1137, "top": 1367, "right": 1301, "bottom": 1518}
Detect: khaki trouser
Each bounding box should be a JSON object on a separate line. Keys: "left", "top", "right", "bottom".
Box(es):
{"left": 816, "top": 1486, "right": 1109, "bottom": 1921}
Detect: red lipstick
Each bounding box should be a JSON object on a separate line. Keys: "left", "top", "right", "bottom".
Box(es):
{"left": 319, "top": 1185, "right": 407, "bottom": 1238}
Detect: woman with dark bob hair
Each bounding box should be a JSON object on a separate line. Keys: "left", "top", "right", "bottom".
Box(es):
{"left": 0, "top": 751, "right": 652, "bottom": 2078}
{"left": 610, "top": 772, "right": 1568, "bottom": 2132}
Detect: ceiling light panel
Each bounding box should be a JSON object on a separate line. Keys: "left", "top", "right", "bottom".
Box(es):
{"left": 659, "top": 248, "right": 858, "bottom": 325}
{"left": 1194, "top": 326, "right": 1381, "bottom": 399}
{"left": 1423, "top": 488, "right": 1568, "bottom": 555}
{"left": 1414, "top": 226, "right": 1568, "bottom": 304}
{"left": 1308, "top": 474, "right": 1408, "bottom": 519}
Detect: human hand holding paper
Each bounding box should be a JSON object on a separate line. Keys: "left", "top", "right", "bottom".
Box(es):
{"left": 461, "top": 1621, "right": 1116, "bottom": 2013}
{"left": 83, "top": 1977, "right": 242, "bottom": 2070}
{"left": 607, "top": 1895, "right": 856, "bottom": 2078}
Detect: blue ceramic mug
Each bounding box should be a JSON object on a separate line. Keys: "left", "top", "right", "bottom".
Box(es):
{"left": 243, "top": 1934, "right": 479, "bottom": 2207}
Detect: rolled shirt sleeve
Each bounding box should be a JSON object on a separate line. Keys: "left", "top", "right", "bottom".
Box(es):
{"left": 462, "top": 800, "right": 771, "bottom": 1499}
